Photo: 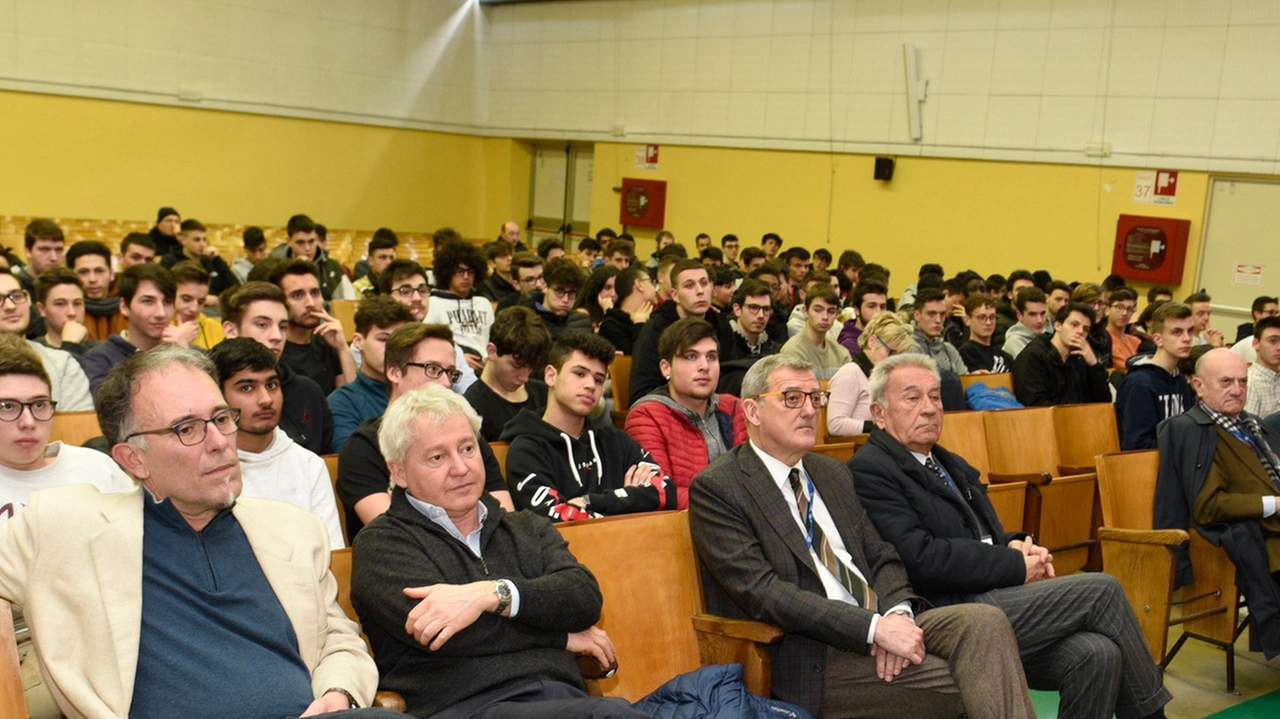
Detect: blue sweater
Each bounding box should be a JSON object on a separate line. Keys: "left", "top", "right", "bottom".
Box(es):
{"left": 132, "top": 494, "right": 313, "bottom": 718}
{"left": 328, "top": 371, "right": 389, "bottom": 451}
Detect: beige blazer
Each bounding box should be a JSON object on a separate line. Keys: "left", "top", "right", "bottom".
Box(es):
{"left": 0, "top": 484, "right": 377, "bottom": 719}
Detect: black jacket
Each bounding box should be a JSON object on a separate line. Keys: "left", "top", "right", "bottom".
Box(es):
{"left": 351, "top": 490, "right": 600, "bottom": 717}
{"left": 278, "top": 363, "right": 333, "bottom": 456}
{"left": 518, "top": 290, "right": 594, "bottom": 339}
{"left": 598, "top": 306, "right": 642, "bottom": 356}
{"left": 478, "top": 272, "right": 519, "bottom": 304}
{"left": 849, "top": 429, "right": 1029, "bottom": 607}
{"left": 1011, "top": 334, "right": 1110, "bottom": 406}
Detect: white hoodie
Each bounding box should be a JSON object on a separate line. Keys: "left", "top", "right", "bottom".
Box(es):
{"left": 237, "top": 427, "right": 345, "bottom": 548}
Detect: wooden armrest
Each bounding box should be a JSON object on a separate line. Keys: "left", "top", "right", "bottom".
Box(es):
{"left": 691, "top": 613, "right": 785, "bottom": 644}
{"left": 1097, "top": 527, "right": 1189, "bottom": 546}
{"left": 374, "top": 691, "right": 407, "bottom": 712}
{"left": 988, "top": 471, "right": 1052, "bottom": 486}
{"left": 577, "top": 654, "right": 619, "bottom": 680}
{"left": 1057, "top": 464, "right": 1094, "bottom": 476}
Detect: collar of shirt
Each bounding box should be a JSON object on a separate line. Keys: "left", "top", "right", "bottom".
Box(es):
{"left": 405, "top": 493, "right": 489, "bottom": 558}
{"left": 908, "top": 449, "right": 933, "bottom": 466}
{"left": 748, "top": 439, "right": 807, "bottom": 503}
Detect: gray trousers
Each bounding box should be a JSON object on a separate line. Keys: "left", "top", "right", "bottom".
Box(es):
{"left": 975, "top": 572, "right": 1172, "bottom": 719}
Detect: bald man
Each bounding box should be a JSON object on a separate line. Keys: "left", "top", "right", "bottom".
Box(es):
{"left": 1155, "top": 348, "right": 1280, "bottom": 658}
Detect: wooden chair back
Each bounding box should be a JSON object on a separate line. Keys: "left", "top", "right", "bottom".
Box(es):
{"left": 331, "top": 299, "right": 360, "bottom": 340}
{"left": 983, "top": 407, "right": 1062, "bottom": 477}
{"left": 50, "top": 410, "right": 102, "bottom": 447}
{"left": 322, "top": 454, "right": 346, "bottom": 542}
{"left": 812, "top": 442, "right": 858, "bottom": 464}
{"left": 557, "top": 512, "right": 704, "bottom": 701}
{"left": 985, "top": 482, "right": 1027, "bottom": 534}
{"left": 1095, "top": 450, "right": 1160, "bottom": 529}
{"left": 489, "top": 441, "right": 510, "bottom": 480}
{"left": 0, "top": 600, "right": 27, "bottom": 718}
{"left": 328, "top": 549, "right": 408, "bottom": 712}
{"left": 610, "top": 355, "right": 633, "bottom": 427}
{"left": 938, "top": 411, "right": 991, "bottom": 482}
{"left": 959, "top": 372, "right": 1014, "bottom": 393}
{"left": 1054, "top": 403, "right": 1120, "bottom": 472}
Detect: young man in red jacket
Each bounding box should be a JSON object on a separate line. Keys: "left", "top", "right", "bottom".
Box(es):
{"left": 626, "top": 317, "right": 747, "bottom": 509}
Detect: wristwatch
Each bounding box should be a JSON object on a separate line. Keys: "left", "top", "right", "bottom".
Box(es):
{"left": 494, "top": 579, "right": 512, "bottom": 615}
{"left": 324, "top": 687, "right": 357, "bottom": 709}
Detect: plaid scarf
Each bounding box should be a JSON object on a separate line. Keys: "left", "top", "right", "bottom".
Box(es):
{"left": 1202, "top": 403, "right": 1280, "bottom": 494}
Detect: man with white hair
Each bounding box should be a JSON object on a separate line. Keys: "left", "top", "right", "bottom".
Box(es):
{"left": 851, "top": 353, "right": 1171, "bottom": 719}
{"left": 350, "top": 384, "right": 644, "bottom": 719}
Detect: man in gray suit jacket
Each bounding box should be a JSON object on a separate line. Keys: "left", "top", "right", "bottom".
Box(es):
{"left": 851, "top": 353, "right": 1171, "bottom": 719}
{"left": 688, "top": 354, "right": 1034, "bottom": 719}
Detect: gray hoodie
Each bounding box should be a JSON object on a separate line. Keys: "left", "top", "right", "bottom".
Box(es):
{"left": 911, "top": 328, "right": 967, "bottom": 375}
{"left": 1002, "top": 321, "right": 1041, "bottom": 359}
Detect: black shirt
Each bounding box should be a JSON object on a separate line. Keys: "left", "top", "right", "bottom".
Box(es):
{"left": 463, "top": 379, "right": 548, "bottom": 443}
{"left": 336, "top": 416, "right": 508, "bottom": 540}
{"left": 281, "top": 336, "right": 342, "bottom": 396}
{"left": 279, "top": 363, "right": 334, "bottom": 456}
{"left": 959, "top": 341, "right": 1014, "bottom": 374}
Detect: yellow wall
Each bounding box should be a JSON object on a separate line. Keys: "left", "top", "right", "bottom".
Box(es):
{"left": 590, "top": 142, "right": 1210, "bottom": 298}
{"left": 0, "top": 90, "right": 525, "bottom": 242}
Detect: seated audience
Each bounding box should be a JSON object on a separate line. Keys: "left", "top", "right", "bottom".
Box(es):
{"left": 786, "top": 270, "right": 842, "bottom": 343}
{"left": 270, "top": 259, "right": 357, "bottom": 395}
{"left": 83, "top": 264, "right": 187, "bottom": 394}
{"left": 328, "top": 297, "right": 415, "bottom": 451}
{"left": 66, "top": 240, "right": 127, "bottom": 341}
{"left": 1186, "top": 291, "right": 1224, "bottom": 347}
{"left": 626, "top": 317, "right": 746, "bottom": 509}
{"left": 959, "top": 294, "right": 1013, "bottom": 373}
{"left": 644, "top": 230, "right": 676, "bottom": 272}
{"left": 1000, "top": 287, "right": 1049, "bottom": 360}
{"left": 170, "top": 260, "right": 225, "bottom": 350}
{"left": 782, "top": 247, "right": 811, "bottom": 308}
{"left": 503, "top": 332, "right": 676, "bottom": 521}
{"left": 1234, "top": 295, "right": 1278, "bottom": 345}
{"left": 1012, "top": 302, "right": 1111, "bottom": 407}
{"left": 1045, "top": 280, "right": 1072, "bottom": 317}
{"left": 0, "top": 345, "right": 386, "bottom": 718}
{"left": 739, "top": 246, "right": 766, "bottom": 274}
{"left": 160, "top": 219, "right": 239, "bottom": 299}
{"left": 780, "top": 284, "right": 851, "bottom": 380}
{"left": 1116, "top": 302, "right": 1196, "bottom": 450}
{"left": 940, "top": 278, "right": 969, "bottom": 348}
{"left": 350, "top": 384, "right": 642, "bottom": 719}
{"left": 0, "top": 272, "right": 92, "bottom": 410}
{"left": 349, "top": 228, "right": 397, "bottom": 296}
{"left": 496, "top": 252, "right": 544, "bottom": 312}
{"left": 631, "top": 260, "right": 735, "bottom": 403}
{"left": 148, "top": 206, "right": 181, "bottom": 257}
{"left": 1106, "top": 287, "right": 1145, "bottom": 369}
{"left": 497, "top": 219, "right": 529, "bottom": 253}
{"left": 1071, "top": 283, "right": 1113, "bottom": 368}
{"left": 117, "top": 232, "right": 157, "bottom": 269}
{"left": 572, "top": 265, "right": 619, "bottom": 331}
{"left": 827, "top": 311, "right": 914, "bottom": 437}
{"left": 426, "top": 240, "right": 495, "bottom": 371}
{"left": 220, "top": 281, "right": 333, "bottom": 455}
{"left": 852, "top": 354, "right": 1172, "bottom": 719}
{"left": 520, "top": 257, "right": 593, "bottom": 340}
{"left": 463, "top": 306, "right": 552, "bottom": 443}
{"left": 231, "top": 226, "right": 269, "bottom": 284}
{"left": 992, "top": 269, "right": 1034, "bottom": 348}
{"left": 597, "top": 265, "right": 655, "bottom": 355}
{"left": 270, "top": 213, "right": 356, "bottom": 300}
{"left": 477, "top": 240, "right": 518, "bottom": 303}
{"left": 210, "top": 338, "right": 344, "bottom": 548}
{"left": 378, "top": 259, "right": 477, "bottom": 393}
{"left": 725, "top": 279, "right": 780, "bottom": 360}
{"left": 1246, "top": 316, "right": 1280, "bottom": 418}
{"left": 605, "top": 237, "right": 635, "bottom": 270}
{"left": 576, "top": 236, "right": 602, "bottom": 267}
{"left": 14, "top": 219, "right": 66, "bottom": 341}
{"left": 1156, "top": 348, "right": 1280, "bottom": 657}
{"left": 709, "top": 265, "right": 736, "bottom": 313}
{"left": 32, "top": 268, "right": 100, "bottom": 358}
{"left": 909, "top": 288, "right": 966, "bottom": 376}
{"left": 338, "top": 323, "right": 511, "bottom": 539}
{"left": 536, "top": 237, "right": 566, "bottom": 260}
{"left": 720, "top": 234, "right": 741, "bottom": 270}
{"left": 689, "top": 353, "right": 1034, "bottom": 719}
{"left": 837, "top": 279, "right": 890, "bottom": 356}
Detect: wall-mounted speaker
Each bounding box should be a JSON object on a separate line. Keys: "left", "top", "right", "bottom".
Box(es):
{"left": 874, "top": 157, "right": 895, "bottom": 181}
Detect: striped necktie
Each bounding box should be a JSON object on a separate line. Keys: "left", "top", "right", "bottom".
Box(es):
{"left": 789, "top": 468, "right": 878, "bottom": 611}
{"left": 925, "top": 456, "right": 959, "bottom": 494}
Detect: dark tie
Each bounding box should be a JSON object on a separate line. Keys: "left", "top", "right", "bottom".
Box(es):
{"left": 788, "top": 468, "right": 878, "bottom": 611}
{"left": 925, "top": 456, "right": 959, "bottom": 495}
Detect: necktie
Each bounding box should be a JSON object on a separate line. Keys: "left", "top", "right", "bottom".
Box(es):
{"left": 924, "top": 456, "right": 959, "bottom": 494}
{"left": 789, "top": 468, "right": 878, "bottom": 611}
{"left": 1225, "top": 418, "right": 1280, "bottom": 494}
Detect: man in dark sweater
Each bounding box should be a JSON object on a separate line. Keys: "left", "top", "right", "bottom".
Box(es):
{"left": 1012, "top": 302, "right": 1111, "bottom": 407}
{"left": 158, "top": 219, "right": 239, "bottom": 299}
{"left": 271, "top": 259, "right": 357, "bottom": 395}
{"left": 351, "top": 384, "right": 642, "bottom": 719}
{"left": 1116, "top": 301, "right": 1196, "bottom": 450}
{"left": 959, "top": 294, "right": 1013, "bottom": 373}
{"left": 518, "top": 257, "right": 593, "bottom": 339}
{"left": 463, "top": 306, "right": 552, "bottom": 442}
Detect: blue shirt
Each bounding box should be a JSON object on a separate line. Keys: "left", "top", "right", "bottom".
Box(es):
{"left": 328, "top": 371, "right": 389, "bottom": 451}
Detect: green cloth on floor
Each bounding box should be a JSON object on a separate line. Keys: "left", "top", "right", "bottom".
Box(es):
{"left": 1030, "top": 689, "right": 1059, "bottom": 718}
{"left": 1207, "top": 686, "right": 1280, "bottom": 718}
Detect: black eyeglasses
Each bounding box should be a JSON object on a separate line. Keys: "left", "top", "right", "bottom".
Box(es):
{"left": 753, "top": 390, "right": 829, "bottom": 409}
{"left": 392, "top": 285, "right": 428, "bottom": 298}
{"left": 0, "top": 399, "right": 57, "bottom": 422}
{"left": 0, "top": 291, "right": 28, "bottom": 307}
{"left": 404, "top": 362, "right": 463, "bottom": 383}
{"left": 877, "top": 336, "right": 899, "bottom": 356}
{"left": 123, "top": 407, "right": 241, "bottom": 446}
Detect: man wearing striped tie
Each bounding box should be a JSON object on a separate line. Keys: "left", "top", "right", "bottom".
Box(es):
{"left": 852, "top": 353, "right": 1171, "bottom": 719}
{"left": 688, "top": 353, "right": 1034, "bottom": 719}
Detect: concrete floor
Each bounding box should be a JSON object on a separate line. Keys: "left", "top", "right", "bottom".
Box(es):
{"left": 1161, "top": 625, "right": 1279, "bottom": 719}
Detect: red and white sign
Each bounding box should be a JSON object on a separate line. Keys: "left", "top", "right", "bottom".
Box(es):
{"left": 1134, "top": 170, "right": 1178, "bottom": 206}
{"left": 634, "top": 144, "right": 659, "bottom": 170}
{"left": 1235, "top": 263, "right": 1263, "bottom": 286}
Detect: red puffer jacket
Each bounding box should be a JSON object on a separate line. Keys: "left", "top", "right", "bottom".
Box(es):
{"left": 625, "top": 391, "right": 748, "bottom": 509}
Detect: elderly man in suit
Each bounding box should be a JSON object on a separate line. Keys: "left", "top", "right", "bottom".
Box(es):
{"left": 688, "top": 353, "right": 1034, "bottom": 719}
{"left": 1156, "top": 348, "right": 1280, "bottom": 657}
{"left": 0, "top": 346, "right": 396, "bottom": 718}
{"left": 850, "top": 353, "right": 1171, "bottom": 719}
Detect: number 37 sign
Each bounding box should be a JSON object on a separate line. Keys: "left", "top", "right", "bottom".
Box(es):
{"left": 1133, "top": 170, "right": 1178, "bottom": 206}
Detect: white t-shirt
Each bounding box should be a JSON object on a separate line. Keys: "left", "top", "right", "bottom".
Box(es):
{"left": 238, "top": 428, "right": 345, "bottom": 548}
{"left": 0, "top": 441, "right": 134, "bottom": 522}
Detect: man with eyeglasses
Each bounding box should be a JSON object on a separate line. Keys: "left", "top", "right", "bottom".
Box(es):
{"left": 376, "top": 259, "right": 477, "bottom": 394}
{"left": 220, "top": 281, "right": 334, "bottom": 456}
{"left": 426, "top": 241, "right": 494, "bottom": 373}
{"left": 0, "top": 345, "right": 394, "bottom": 718}
{"left": 0, "top": 334, "right": 130, "bottom": 717}
{"left": 958, "top": 294, "right": 1013, "bottom": 374}
{"left": 496, "top": 252, "right": 545, "bottom": 312}
{"left": 0, "top": 269, "right": 94, "bottom": 411}
{"left": 518, "top": 256, "right": 593, "bottom": 341}
{"left": 851, "top": 354, "right": 1171, "bottom": 719}
{"left": 463, "top": 306, "right": 552, "bottom": 443}
{"left": 337, "top": 323, "right": 512, "bottom": 540}
{"left": 209, "top": 338, "right": 344, "bottom": 549}
{"left": 268, "top": 259, "right": 357, "bottom": 396}
{"left": 726, "top": 279, "right": 780, "bottom": 359}
{"left": 503, "top": 332, "right": 676, "bottom": 522}
{"left": 689, "top": 353, "right": 1035, "bottom": 719}
{"left": 1106, "top": 287, "right": 1147, "bottom": 369}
